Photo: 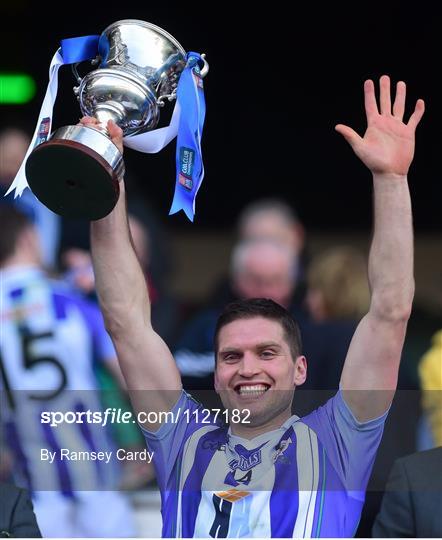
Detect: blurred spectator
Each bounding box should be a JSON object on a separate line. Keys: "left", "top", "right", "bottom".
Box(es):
{"left": 237, "top": 197, "right": 305, "bottom": 254}
{"left": 305, "top": 246, "right": 369, "bottom": 323}
{"left": 61, "top": 246, "right": 96, "bottom": 296}
{"left": 372, "top": 447, "right": 442, "bottom": 538}
{"left": 206, "top": 197, "right": 307, "bottom": 310}
{"left": 418, "top": 330, "right": 442, "bottom": 448}
{"left": 0, "top": 482, "right": 41, "bottom": 537}
{"left": 299, "top": 246, "right": 369, "bottom": 395}
{"left": 0, "top": 206, "right": 135, "bottom": 537}
{"left": 231, "top": 239, "right": 297, "bottom": 308}
{"left": 0, "top": 127, "right": 60, "bottom": 270}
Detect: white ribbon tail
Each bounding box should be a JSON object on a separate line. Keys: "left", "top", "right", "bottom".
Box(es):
{"left": 6, "top": 49, "right": 64, "bottom": 198}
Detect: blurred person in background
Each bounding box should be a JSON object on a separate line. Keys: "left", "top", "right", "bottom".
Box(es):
{"left": 372, "top": 446, "right": 442, "bottom": 538}
{"left": 305, "top": 246, "right": 369, "bottom": 324}
{"left": 417, "top": 329, "right": 442, "bottom": 448}
{"left": 237, "top": 198, "right": 305, "bottom": 254}
{"left": 237, "top": 198, "right": 306, "bottom": 297}
{"left": 0, "top": 482, "right": 41, "bottom": 537}
{"left": 0, "top": 127, "right": 60, "bottom": 271}
{"left": 0, "top": 206, "right": 135, "bottom": 537}
{"left": 300, "top": 246, "right": 370, "bottom": 394}
{"left": 206, "top": 198, "right": 307, "bottom": 312}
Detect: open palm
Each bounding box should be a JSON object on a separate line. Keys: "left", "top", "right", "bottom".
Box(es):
{"left": 336, "top": 75, "right": 425, "bottom": 176}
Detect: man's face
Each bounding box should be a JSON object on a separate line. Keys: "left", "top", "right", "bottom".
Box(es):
{"left": 214, "top": 317, "right": 306, "bottom": 428}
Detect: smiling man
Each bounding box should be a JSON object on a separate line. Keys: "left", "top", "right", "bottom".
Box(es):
{"left": 213, "top": 299, "right": 306, "bottom": 439}
{"left": 88, "top": 75, "right": 424, "bottom": 537}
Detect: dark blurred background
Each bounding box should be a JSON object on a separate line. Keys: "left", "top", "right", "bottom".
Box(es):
{"left": 2, "top": 0, "right": 441, "bottom": 230}
{"left": 2, "top": 0, "right": 440, "bottom": 310}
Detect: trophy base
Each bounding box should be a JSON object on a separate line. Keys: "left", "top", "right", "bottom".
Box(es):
{"left": 26, "top": 125, "right": 124, "bottom": 220}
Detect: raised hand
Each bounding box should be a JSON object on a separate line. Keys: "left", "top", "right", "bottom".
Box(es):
{"left": 335, "top": 75, "right": 425, "bottom": 176}
{"left": 79, "top": 116, "right": 124, "bottom": 155}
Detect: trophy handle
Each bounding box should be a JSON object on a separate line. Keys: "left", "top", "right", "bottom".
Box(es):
{"left": 156, "top": 54, "right": 209, "bottom": 107}
{"left": 72, "top": 57, "right": 100, "bottom": 88}
{"left": 199, "top": 54, "right": 209, "bottom": 78}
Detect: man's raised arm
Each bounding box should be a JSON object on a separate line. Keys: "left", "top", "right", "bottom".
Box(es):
{"left": 335, "top": 75, "right": 425, "bottom": 421}
{"left": 87, "top": 117, "right": 182, "bottom": 427}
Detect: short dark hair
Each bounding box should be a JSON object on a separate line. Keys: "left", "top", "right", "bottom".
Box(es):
{"left": 0, "top": 205, "right": 32, "bottom": 266}
{"left": 214, "top": 298, "right": 302, "bottom": 360}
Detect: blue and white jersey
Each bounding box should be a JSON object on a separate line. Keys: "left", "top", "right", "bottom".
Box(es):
{"left": 142, "top": 390, "right": 387, "bottom": 538}
{"left": 0, "top": 265, "right": 119, "bottom": 494}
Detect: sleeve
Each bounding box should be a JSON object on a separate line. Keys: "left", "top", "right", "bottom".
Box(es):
{"left": 301, "top": 390, "right": 388, "bottom": 493}
{"left": 10, "top": 488, "right": 42, "bottom": 538}
{"left": 139, "top": 391, "right": 217, "bottom": 492}
{"left": 419, "top": 330, "right": 442, "bottom": 446}
{"left": 372, "top": 458, "right": 415, "bottom": 537}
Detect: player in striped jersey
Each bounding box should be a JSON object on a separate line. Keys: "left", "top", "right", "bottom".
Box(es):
{"left": 0, "top": 206, "right": 135, "bottom": 537}
{"left": 88, "top": 74, "right": 424, "bottom": 537}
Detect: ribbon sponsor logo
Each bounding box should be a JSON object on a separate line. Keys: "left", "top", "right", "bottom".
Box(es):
{"left": 179, "top": 147, "right": 194, "bottom": 190}
{"left": 35, "top": 117, "right": 51, "bottom": 147}
{"left": 180, "top": 147, "right": 194, "bottom": 176}
{"left": 193, "top": 70, "right": 204, "bottom": 90}
{"left": 179, "top": 174, "right": 193, "bottom": 191}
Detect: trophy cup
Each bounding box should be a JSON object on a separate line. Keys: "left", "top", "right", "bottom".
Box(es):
{"left": 25, "top": 20, "right": 196, "bottom": 220}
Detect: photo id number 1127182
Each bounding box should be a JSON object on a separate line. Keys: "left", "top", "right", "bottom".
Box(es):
{"left": 184, "top": 408, "right": 251, "bottom": 424}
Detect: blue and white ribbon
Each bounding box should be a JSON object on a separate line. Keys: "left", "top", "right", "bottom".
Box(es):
{"left": 168, "top": 52, "right": 206, "bottom": 221}
{"left": 6, "top": 35, "right": 100, "bottom": 197}
{"left": 7, "top": 37, "right": 207, "bottom": 222}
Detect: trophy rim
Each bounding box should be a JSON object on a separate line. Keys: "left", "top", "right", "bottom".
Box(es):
{"left": 101, "top": 19, "right": 186, "bottom": 56}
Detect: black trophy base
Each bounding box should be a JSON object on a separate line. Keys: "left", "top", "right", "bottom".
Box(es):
{"left": 26, "top": 128, "right": 122, "bottom": 220}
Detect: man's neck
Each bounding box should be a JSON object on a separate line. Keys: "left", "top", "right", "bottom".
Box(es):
{"left": 229, "top": 405, "right": 293, "bottom": 440}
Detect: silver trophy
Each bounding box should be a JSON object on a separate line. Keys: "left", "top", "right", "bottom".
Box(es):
{"left": 25, "top": 19, "right": 206, "bottom": 220}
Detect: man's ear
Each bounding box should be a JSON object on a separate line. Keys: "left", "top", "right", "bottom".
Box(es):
{"left": 294, "top": 355, "right": 307, "bottom": 387}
